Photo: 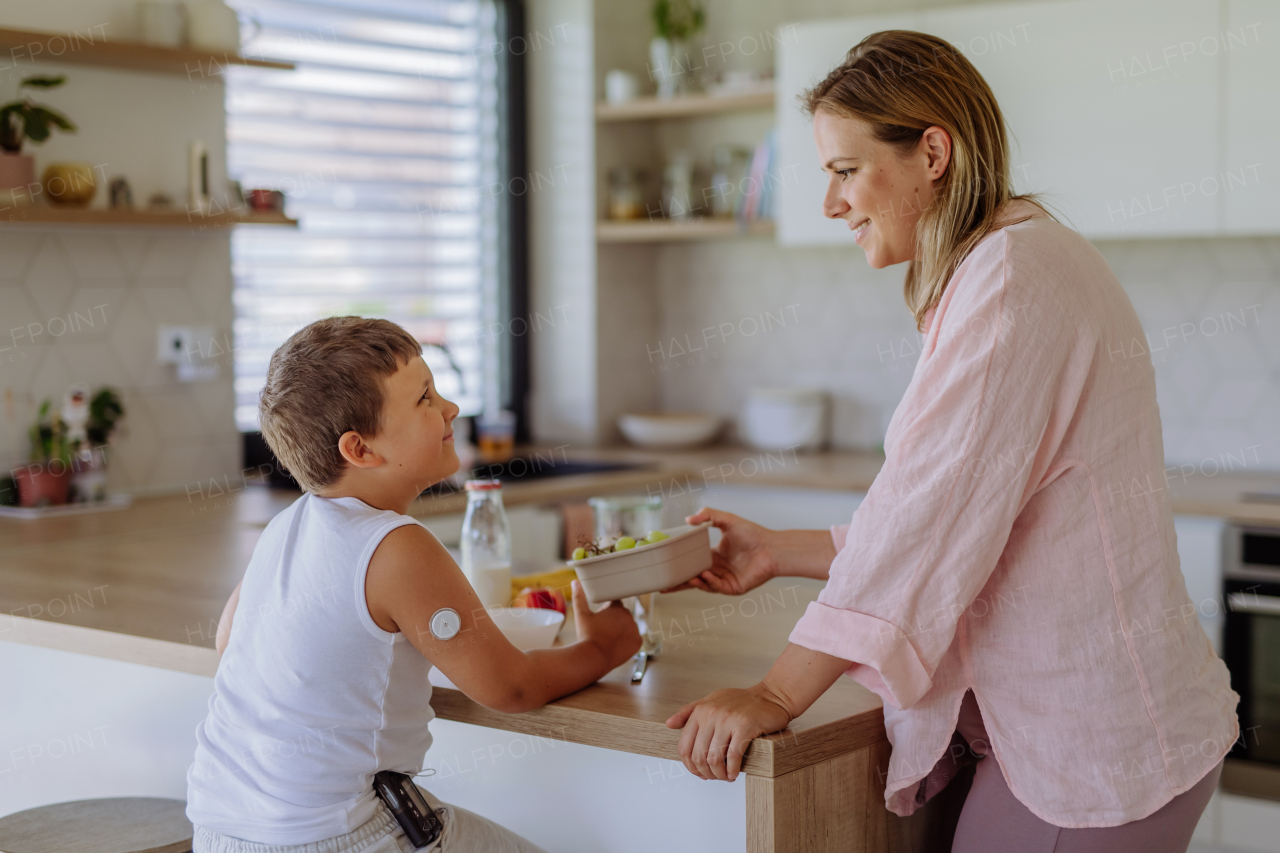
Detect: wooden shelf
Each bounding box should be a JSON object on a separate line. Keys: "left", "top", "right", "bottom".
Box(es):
{"left": 597, "top": 217, "right": 774, "bottom": 243}
{"left": 0, "top": 26, "right": 294, "bottom": 77}
{"left": 596, "top": 87, "right": 774, "bottom": 122}
{"left": 0, "top": 206, "right": 297, "bottom": 228}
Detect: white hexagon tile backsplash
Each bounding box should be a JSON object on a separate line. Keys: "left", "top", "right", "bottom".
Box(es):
{"left": 0, "top": 229, "right": 239, "bottom": 496}
{"left": 3, "top": 227, "right": 1278, "bottom": 497}
{"left": 656, "top": 236, "right": 1280, "bottom": 473}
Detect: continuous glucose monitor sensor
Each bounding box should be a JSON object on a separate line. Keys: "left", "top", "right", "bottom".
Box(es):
{"left": 429, "top": 607, "right": 461, "bottom": 640}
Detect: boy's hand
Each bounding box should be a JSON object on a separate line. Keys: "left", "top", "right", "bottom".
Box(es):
{"left": 571, "top": 580, "right": 641, "bottom": 672}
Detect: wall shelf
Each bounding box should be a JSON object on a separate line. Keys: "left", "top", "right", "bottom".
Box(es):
{"left": 595, "top": 87, "right": 774, "bottom": 122}
{"left": 597, "top": 217, "right": 774, "bottom": 243}
{"left": 0, "top": 26, "right": 295, "bottom": 77}
{"left": 0, "top": 206, "right": 298, "bottom": 228}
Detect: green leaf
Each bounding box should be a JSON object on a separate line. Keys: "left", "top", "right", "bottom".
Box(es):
{"left": 20, "top": 75, "right": 66, "bottom": 89}
{"left": 21, "top": 109, "right": 49, "bottom": 143}
{"left": 37, "top": 107, "right": 75, "bottom": 133}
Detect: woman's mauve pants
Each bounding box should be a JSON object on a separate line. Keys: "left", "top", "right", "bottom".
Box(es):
{"left": 939, "top": 691, "right": 1221, "bottom": 853}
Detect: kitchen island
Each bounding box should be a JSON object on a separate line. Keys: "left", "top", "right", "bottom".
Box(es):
{"left": 3, "top": 445, "right": 1275, "bottom": 850}
{"left": 0, "top": 485, "right": 943, "bottom": 853}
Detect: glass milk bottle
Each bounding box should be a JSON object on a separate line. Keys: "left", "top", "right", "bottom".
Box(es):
{"left": 461, "top": 479, "right": 511, "bottom": 609}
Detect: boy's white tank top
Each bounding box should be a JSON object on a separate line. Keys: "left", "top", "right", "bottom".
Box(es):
{"left": 186, "top": 493, "right": 434, "bottom": 845}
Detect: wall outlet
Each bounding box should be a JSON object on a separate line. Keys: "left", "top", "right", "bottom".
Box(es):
{"left": 156, "top": 325, "right": 214, "bottom": 364}
{"left": 156, "top": 325, "right": 218, "bottom": 382}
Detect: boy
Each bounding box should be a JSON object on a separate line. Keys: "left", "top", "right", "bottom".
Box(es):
{"left": 187, "top": 317, "right": 641, "bottom": 852}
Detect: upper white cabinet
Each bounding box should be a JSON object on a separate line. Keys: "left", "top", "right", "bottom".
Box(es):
{"left": 776, "top": 10, "right": 921, "bottom": 247}
{"left": 778, "top": 0, "right": 1227, "bottom": 244}
{"left": 1223, "top": 0, "right": 1278, "bottom": 234}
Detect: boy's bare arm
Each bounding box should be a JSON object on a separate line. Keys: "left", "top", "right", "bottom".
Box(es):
{"left": 365, "top": 524, "right": 640, "bottom": 714}
{"left": 216, "top": 580, "right": 242, "bottom": 656}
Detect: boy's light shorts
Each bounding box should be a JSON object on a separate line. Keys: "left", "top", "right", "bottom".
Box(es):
{"left": 193, "top": 785, "right": 548, "bottom": 853}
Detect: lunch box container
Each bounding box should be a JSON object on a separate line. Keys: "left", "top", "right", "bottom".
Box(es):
{"left": 568, "top": 522, "right": 713, "bottom": 604}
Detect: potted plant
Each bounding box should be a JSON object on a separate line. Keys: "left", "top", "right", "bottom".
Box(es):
{"left": 0, "top": 75, "right": 76, "bottom": 207}
{"left": 650, "top": 0, "right": 704, "bottom": 98}
{"left": 74, "top": 387, "right": 124, "bottom": 502}
{"left": 15, "top": 398, "right": 74, "bottom": 507}
{"left": 14, "top": 385, "right": 125, "bottom": 507}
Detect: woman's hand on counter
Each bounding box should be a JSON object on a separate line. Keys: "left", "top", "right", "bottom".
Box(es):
{"left": 665, "top": 684, "right": 791, "bottom": 781}
{"left": 665, "top": 643, "right": 852, "bottom": 781}
{"left": 664, "top": 508, "right": 836, "bottom": 596}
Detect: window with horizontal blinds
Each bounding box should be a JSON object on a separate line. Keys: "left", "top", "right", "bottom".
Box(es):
{"left": 226, "top": 0, "right": 502, "bottom": 431}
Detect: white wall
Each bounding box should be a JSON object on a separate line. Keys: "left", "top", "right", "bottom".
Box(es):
{"left": 526, "top": 0, "right": 600, "bottom": 443}
{"left": 0, "top": 642, "right": 746, "bottom": 852}
{"left": 0, "top": 2, "right": 240, "bottom": 492}
{"left": 555, "top": 0, "right": 1280, "bottom": 474}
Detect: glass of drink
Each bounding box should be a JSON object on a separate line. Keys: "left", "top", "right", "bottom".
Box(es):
{"left": 476, "top": 411, "right": 516, "bottom": 463}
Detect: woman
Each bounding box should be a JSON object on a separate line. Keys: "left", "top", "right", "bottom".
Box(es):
{"left": 665, "top": 30, "right": 1238, "bottom": 852}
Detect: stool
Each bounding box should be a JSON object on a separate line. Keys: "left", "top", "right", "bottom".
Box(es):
{"left": 0, "top": 797, "right": 192, "bottom": 853}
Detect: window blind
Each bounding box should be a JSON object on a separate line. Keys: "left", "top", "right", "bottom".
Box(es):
{"left": 226, "top": 0, "right": 497, "bottom": 430}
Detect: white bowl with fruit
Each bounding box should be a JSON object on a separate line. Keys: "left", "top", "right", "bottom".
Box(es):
{"left": 567, "top": 523, "right": 713, "bottom": 605}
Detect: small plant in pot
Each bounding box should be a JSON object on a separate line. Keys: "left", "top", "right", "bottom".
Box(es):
{"left": 650, "top": 0, "right": 705, "bottom": 98}
{"left": 14, "top": 385, "right": 126, "bottom": 507}
{"left": 64, "top": 384, "right": 124, "bottom": 503}
{"left": 0, "top": 75, "right": 77, "bottom": 207}
{"left": 15, "top": 398, "right": 75, "bottom": 507}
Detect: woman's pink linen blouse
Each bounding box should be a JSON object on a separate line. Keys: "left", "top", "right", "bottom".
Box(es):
{"left": 788, "top": 200, "right": 1238, "bottom": 827}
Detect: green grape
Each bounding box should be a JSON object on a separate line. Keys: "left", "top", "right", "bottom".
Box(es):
{"left": 615, "top": 536, "right": 636, "bottom": 550}
{"left": 644, "top": 530, "right": 670, "bottom": 543}
{"left": 572, "top": 547, "right": 587, "bottom": 560}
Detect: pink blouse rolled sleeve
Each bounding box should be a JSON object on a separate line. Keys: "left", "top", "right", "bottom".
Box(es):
{"left": 790, "top": 201, "right": 1237, "bottom": 827}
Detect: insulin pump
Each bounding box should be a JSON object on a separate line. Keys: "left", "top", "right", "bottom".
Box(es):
{"left": 373, "top": 770, "right": 443, "bottom": 848}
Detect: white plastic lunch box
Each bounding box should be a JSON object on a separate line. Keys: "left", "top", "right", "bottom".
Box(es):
{"left": 567, "top": 522, "right": 713, "bottom": 604}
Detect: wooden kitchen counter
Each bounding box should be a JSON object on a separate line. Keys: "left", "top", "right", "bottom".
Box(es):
{"left": 0, "top": 487, "right": 927, "bottom": 852}
{"left": 534, "top": 444, "right": 1280, "bottom": 526}
{"left": 407, "top": 443, "right": 1280, "bottom": 525}
{"left": 4, "top": 445, "right": 1273, "bottom": 850}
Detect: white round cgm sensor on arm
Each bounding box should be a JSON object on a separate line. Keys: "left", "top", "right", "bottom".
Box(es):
{"left": 429, "top": 607, "right": 461, "bottom": 641}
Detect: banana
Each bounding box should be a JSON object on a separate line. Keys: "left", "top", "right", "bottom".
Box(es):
{"left": 509, "top": 566, "right": 577, "bottom": 601}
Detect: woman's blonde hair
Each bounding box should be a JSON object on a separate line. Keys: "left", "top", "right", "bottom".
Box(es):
{"left": 803, "top": 30, "right": 1051, "bottom": 329}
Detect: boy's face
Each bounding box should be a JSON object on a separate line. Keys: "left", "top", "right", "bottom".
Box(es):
{"left": 367, "top": 355, "right": 461, "bottom": 490}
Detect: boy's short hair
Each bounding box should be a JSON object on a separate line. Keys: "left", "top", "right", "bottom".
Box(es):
{"left": 259, "top": 316, "right": 422, "bottom": 493}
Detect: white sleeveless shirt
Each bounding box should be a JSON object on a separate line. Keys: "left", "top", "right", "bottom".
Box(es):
{"left": 186, "top": 493, "right": 434, "bottom": 844}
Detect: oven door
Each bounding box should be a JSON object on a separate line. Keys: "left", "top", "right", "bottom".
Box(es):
{"left": 1223, "top": 526, "right": 1280, "bottom": 799}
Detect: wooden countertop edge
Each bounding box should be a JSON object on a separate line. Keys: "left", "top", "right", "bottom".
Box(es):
{"left": 0, "top": 614, "right": 219, "bottom": 678}
{"left": 1168, "top": 499, "right": 1280, "bottom": 525}
{"left": 427, "top": 687, "right": 886, "bottom": 778}
{"left": 0, "top": 615, "right": 887, "bottom": 778}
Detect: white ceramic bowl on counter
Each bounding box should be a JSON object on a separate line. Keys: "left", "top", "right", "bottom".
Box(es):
{"left": 617, "top": 412, "right": 723, "bottom": 450}
{"left": 488, "top": 607, "right": 565, "bottom": 650}
{"left": 568, "top": 522, "right": 713, "bottom": 604}
{"left": 740, "top": 388, "right": 828, "bottom": 452}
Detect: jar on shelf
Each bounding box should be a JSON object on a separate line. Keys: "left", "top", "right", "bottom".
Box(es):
{"left": 607, "top": 166, "right": 646, "bottom": 220}
{"left": 709, "top": 145, "right": 752, "bottom": 218}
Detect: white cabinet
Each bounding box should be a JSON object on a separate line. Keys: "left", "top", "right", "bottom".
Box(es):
{"left": 695, "top": 484, "right": 864, "bottom": 532}
{"left": 1223, "top": 0, "right": 1278, "bottom": 234}
{"left": 776, "top": 10, "right": 921, "bottom": 248}
{"left": 1174, "top": 514, "right": 1226, "bottom": 653}
{"left": 778, "top": 0, "right": 1224, "bottom": 244}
